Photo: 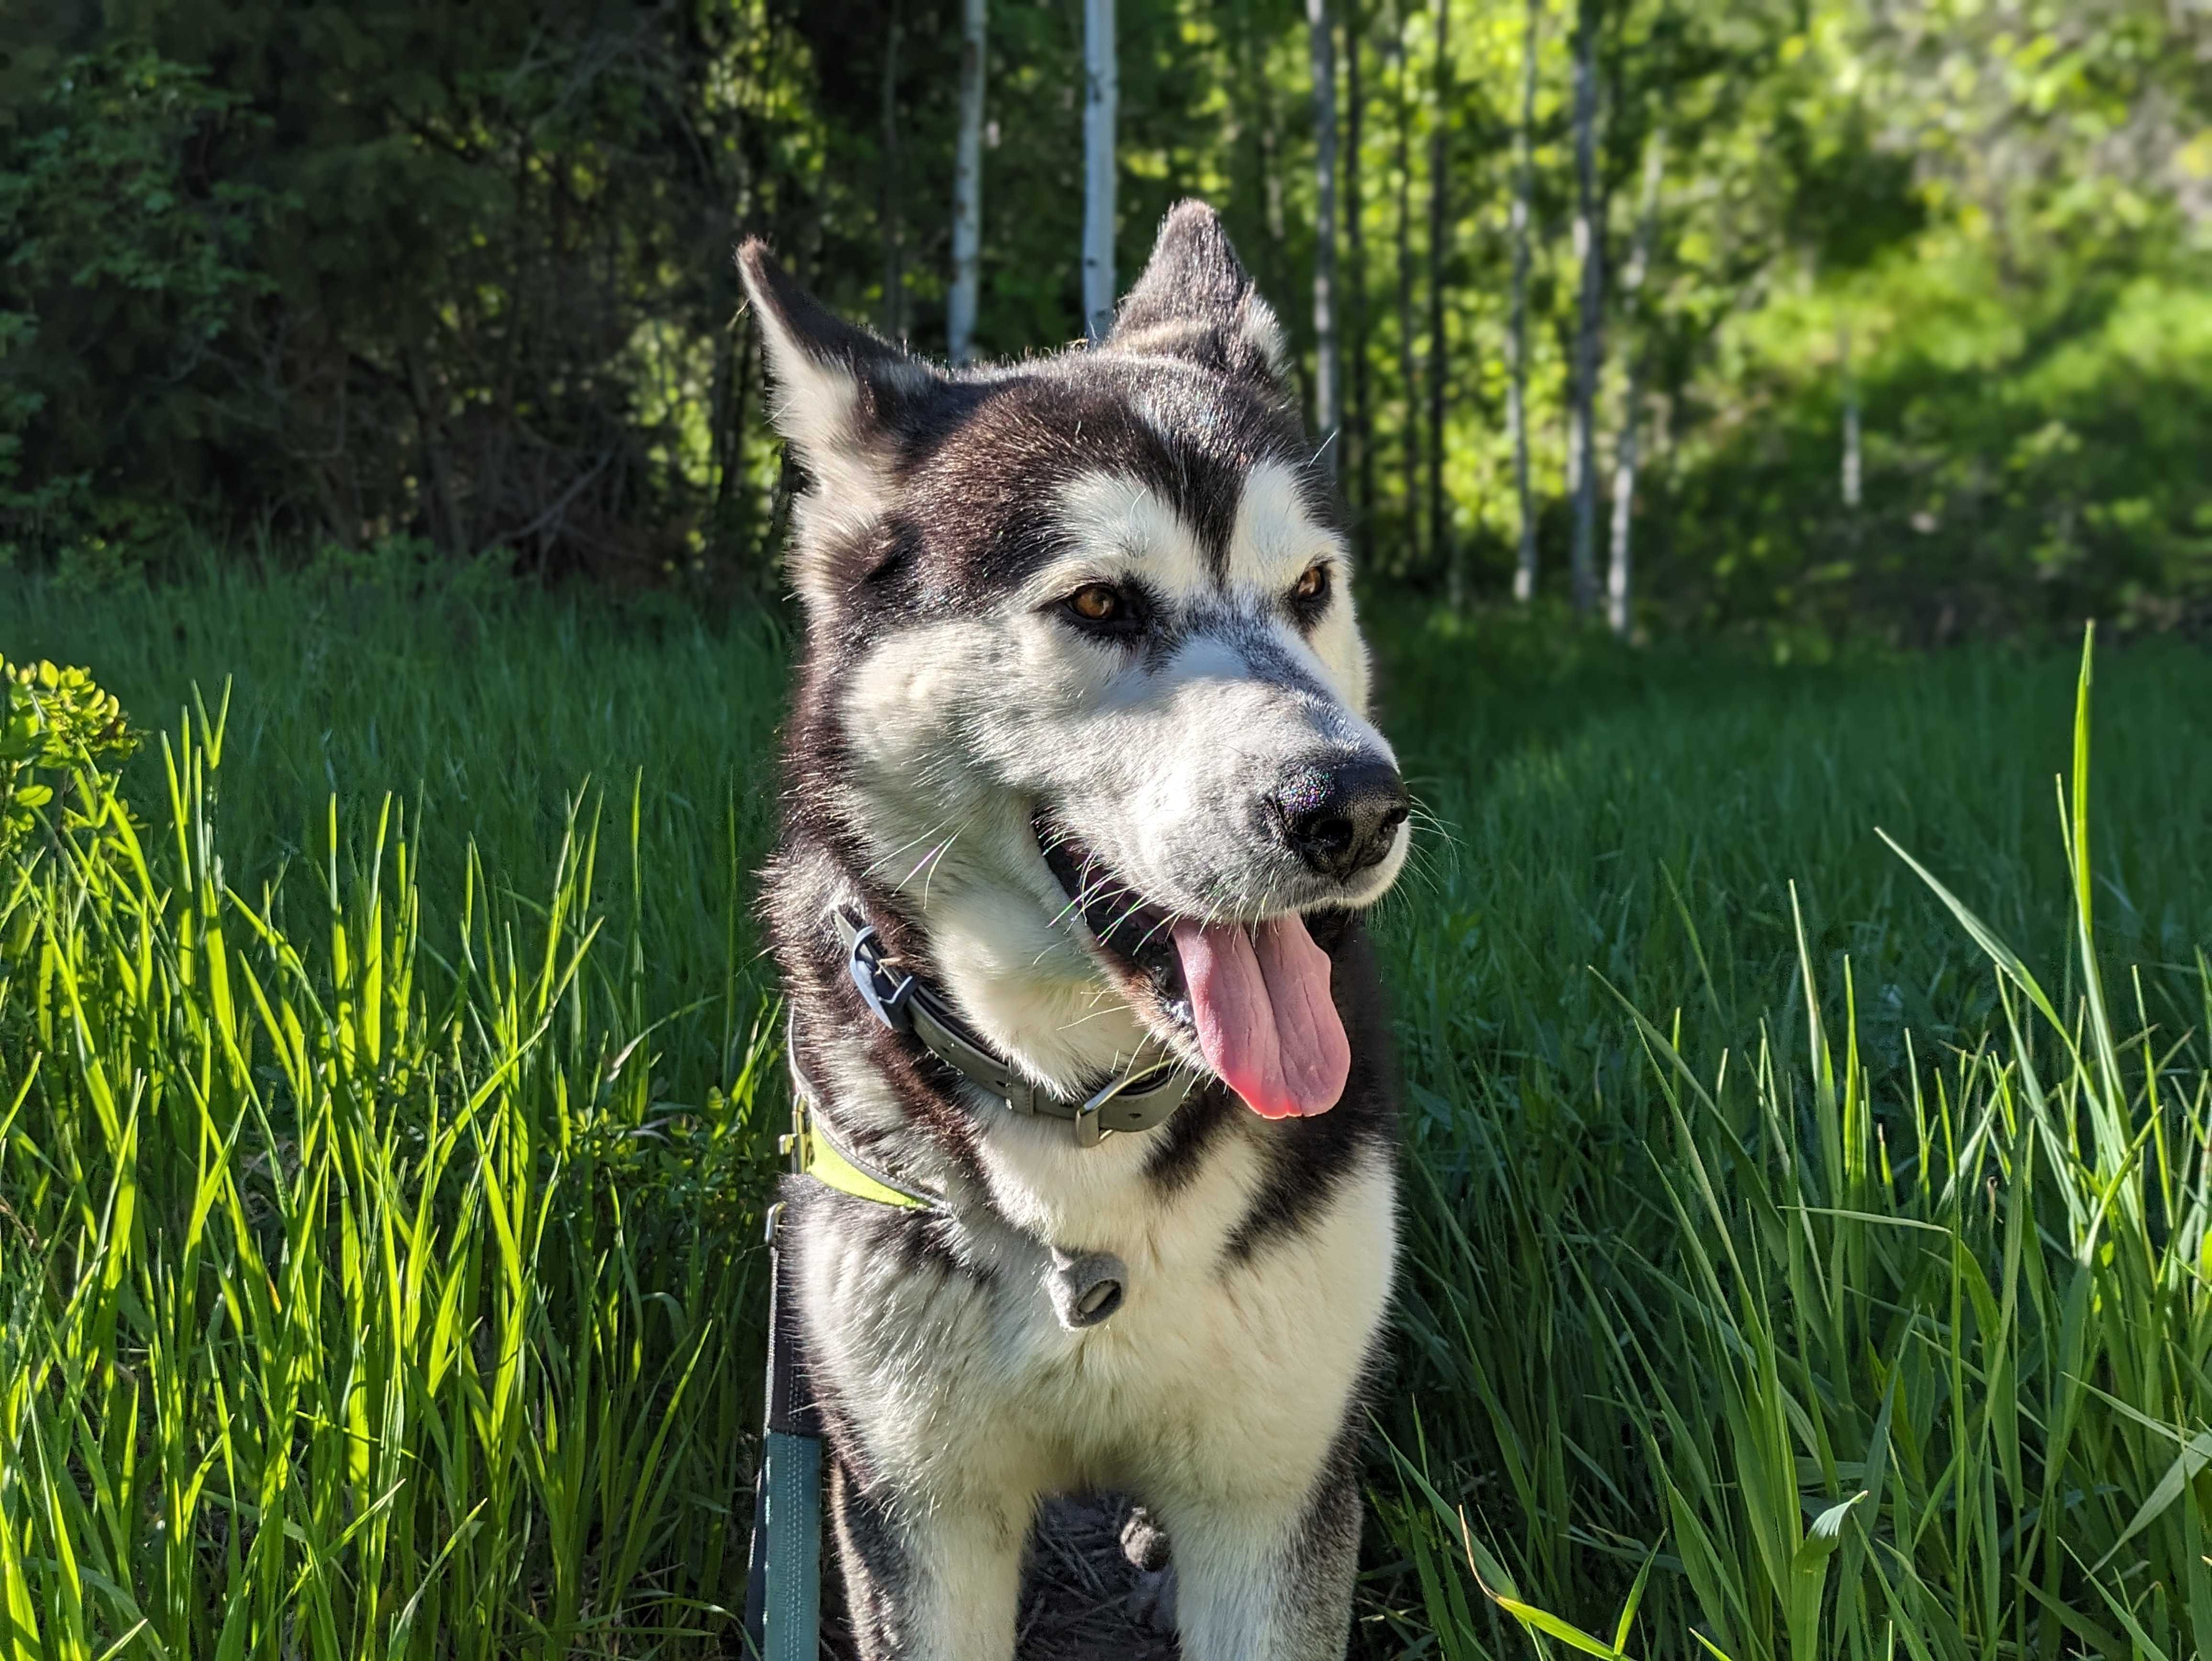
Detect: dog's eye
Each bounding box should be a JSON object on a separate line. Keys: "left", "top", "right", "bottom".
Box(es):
{"left": 1292, "top": 563, "right": 1331, "bottom": 608}
{"left": 1068, "top": 584, "right": 1122, "bottom": 622}
{"left": 1060, "top": 582, "right": 1150, "bottom": 637}
{"left": 1054, "top": 579, "right": 1152, "bottom": 638}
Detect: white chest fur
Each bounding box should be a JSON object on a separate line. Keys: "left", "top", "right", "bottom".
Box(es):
{"left": 794, "top": 1100, "right": 1397, "bottom": 1517}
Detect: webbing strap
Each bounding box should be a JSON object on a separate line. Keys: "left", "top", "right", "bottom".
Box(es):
{"left": 833, "top": 905, "right": 1194, "bottom": 1144}
{"left": 785, "top": 1085, "right": 939, "bottom": 1211}
{"left": 760, "top": 1430, "right": 820, "bottom": 1660}
{"left": 743, "top": 1197, "right": 821, "bottom": 1658}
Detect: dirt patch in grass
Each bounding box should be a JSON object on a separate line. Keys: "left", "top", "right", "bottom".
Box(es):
{"left": 820, "top": 1494, "right": 1178, "bottom": 1660}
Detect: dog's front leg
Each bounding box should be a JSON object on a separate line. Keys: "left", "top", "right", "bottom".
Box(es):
{"left": 829, "top": 1455, "right": 1028, "bottom": 1661}
{"left": 1152, "top": 1424, "right": 1364, "bottom": 1661}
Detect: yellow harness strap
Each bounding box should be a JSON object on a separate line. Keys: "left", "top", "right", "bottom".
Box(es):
{"left": 782, "top": 1096, "right": 936, "bottom": 1212}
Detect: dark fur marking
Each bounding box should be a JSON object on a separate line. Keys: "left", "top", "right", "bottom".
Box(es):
{"left": 793, "top": 1173, "right": 995, "bottom": 1290}
{"left": 776, "top": 877, "right": 982, "bottom": 1173}
{"left": 790, "top": 355, "right": 1327, "bottom": 611}
{"left": 1222, "top": 921, "right": 1398, "bottom": 1268}
{"left": 1293, "top": 1408, "right": 1367, "bottom": 1574}
{"left": 1141, "top": 1080, "right": 1236, "bottom": 1196}
{"left": 895, "top": 369, "right": 1309, "bottom": 592}
{"left": 827, "top": 1455, "right": 915, "bottom": 1656}
{"left": 1227, "top": 617, "right": 1340, "bottom": 702}
{"left": 1106, "top": 200, "right": 1296, "bottom": 401}
{"left": 1271, "top": 1350, "right": 1381, "bottom": 1655}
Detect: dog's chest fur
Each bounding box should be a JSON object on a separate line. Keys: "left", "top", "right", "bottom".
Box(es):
{"left": 788, "top": 1030, "right": 1397, "bottom": 1513}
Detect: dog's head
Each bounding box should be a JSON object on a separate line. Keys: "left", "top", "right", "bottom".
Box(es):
{"left": 743, "top": 202, "right": 1408, "bottom": 1121}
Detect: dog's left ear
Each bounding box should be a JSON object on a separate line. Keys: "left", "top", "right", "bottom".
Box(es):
{"left": 737, "top": 239, "right": 939, "bottom": 492}
{"left": 1104, "top": 201, "right": 1292, "bottom": 397}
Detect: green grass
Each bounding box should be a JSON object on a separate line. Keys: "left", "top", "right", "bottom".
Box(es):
{"left": 3, "top": 563, "right": 2211, "bottom": 1658}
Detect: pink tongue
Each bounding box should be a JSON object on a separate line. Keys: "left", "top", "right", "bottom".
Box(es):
{"left": 1171, "top": 915, "right": 1351, "bottom": 1119}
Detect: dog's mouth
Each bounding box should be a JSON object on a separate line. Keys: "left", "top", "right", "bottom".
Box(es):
{"left": 1034, "top": 814, "right": 1351, "bottom": 1119}
{"left": 1037, "top": 817, "right": 1189, "bottom": 1011}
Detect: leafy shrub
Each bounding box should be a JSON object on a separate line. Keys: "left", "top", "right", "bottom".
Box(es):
{"left": 0, "top": 655, "right": 138, "bottom": 858}
{"left": 0, "top": 45, "right": 276, "bottom": 566}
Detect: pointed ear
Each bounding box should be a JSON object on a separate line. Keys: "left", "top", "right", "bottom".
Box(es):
{"left": 737, "top": 239, "right": 939, "bottom": 483}
{"left": 1104, "top": 201, "right": 1292, "bottom": 394}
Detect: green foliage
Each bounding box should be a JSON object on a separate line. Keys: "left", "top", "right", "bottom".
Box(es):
{"left": 3, "top": 1, "right": 2209, "bottom": 631}
{"left": 0, "top": 654, "right": 139, "bottom": 858}
{"left": 1664, "top": 249, "right": 2212, "bottom": 637}
{"left": 0, "top": 4, "right": 807, "bottom": 582}
{"left": 0, "top": 45, "right": 276, "bottom": 564}
{"left": 1628, "top": 0, "right": 2212, "bottom": 640}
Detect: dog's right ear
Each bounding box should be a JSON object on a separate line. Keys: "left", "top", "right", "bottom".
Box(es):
{"left": 737, "top": 238, "right": 938, "bottom": 510}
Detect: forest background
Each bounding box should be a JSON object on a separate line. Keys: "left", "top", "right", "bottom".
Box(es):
{"left": 5, "top": 0, "right": 2210, "bottom": 644}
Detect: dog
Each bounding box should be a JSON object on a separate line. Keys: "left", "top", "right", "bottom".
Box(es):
{"left": 741, "top": 200, "right": 1409, "bottom": 1661}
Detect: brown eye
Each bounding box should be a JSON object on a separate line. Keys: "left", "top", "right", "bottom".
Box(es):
{"left": 1067, "top": 584, "right": 1122, "bottom": 622}
{"left": 1293, "top": 563, "right": 1330, "bottom": 606}
{"left": 1057, "top": 579, "right": 1150, "bottom": 637}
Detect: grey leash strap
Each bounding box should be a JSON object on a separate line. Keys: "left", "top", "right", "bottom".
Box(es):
{"left": 742, "top": 1199, "right": 819, "bottom": 1658}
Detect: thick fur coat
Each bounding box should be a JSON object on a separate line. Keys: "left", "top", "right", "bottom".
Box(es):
{"left": 744, "top": 202, "right": 1407, "bottom": 1661}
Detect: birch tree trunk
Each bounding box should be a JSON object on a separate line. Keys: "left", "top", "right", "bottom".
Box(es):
{"left": 1392, "top": 0, "right": 1421, "bottom": 568}
{"left": 1508, "top": 0, "right": 1540, "bottom": 602}
{"left": 1345, "top": 1, "right": 1374, "bottom": 546}
{"left": 947, "top": 0, "right": 987, "bottom": 365}
{"left": 879, "top": 0, "right": 905, "bottom": 339}
{"left": 1606, "top": 130, "right": 1664, "bottom": 639}
{"left": 1427, "top": 0, "right": 1453, "bottom": 602}
{"left": 1840, "top": 316, "right": 1862, "bottom": 509}
{"left": 1568, "top": 0, "right": 1604, "bottom": 616}
{"left": 1082, "top": 0, "right": 1118, "bottom": 342}
{"left": 1561, "top": 312, "right": 1580, "bottom": 537}
{"left": 1255, "top": 23, "right": 1293, "bottom": 379}
{"left": 1232, "top": 0, "right": 1302, "bottom": 409}
{"left": 1307, "top": 0, "right": 1340, "bottom": 473}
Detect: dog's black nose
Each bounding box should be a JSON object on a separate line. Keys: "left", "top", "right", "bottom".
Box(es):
{"left": 1270, "top": 756, "right": 1410, "bottom": 881}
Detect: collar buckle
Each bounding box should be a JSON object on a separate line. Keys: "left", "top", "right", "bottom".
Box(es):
{"left": 831, "top": 902, "right": 1194, "bottom": 1145}
{"left": 1073, "top": 1060, "right": 1185, "bottom": 1146}
{"left": 845, "top": 923, "right": 917, "bottom": 1035}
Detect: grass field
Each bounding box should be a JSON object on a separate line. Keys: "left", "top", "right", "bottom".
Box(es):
{"left": 4, "top": 561, "right": 2212, "bottom": 1659}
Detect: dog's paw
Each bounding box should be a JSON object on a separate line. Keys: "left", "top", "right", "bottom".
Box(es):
{"left": 1119, "top": 1505, "right": 1177, "bottom": 1634}
{"left": 1126, "top": 1563, "right": 1179, "bottom": 1634}
{"left": 1119, "top": 1504, "right": 1171, "bottom": 1572}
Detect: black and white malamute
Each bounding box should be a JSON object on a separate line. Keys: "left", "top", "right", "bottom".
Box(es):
{"left": 742, "top": 201, "right": 1410, "bottom": 1661}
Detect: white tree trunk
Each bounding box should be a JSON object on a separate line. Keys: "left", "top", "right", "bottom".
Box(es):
{"left": 1606, "top": 130, "right": 1664, "bottom": 639}
{"left": 1428, "top": 0, "right": 1453, "bottom": 603}
{"left": 1568, "top": 0, "right": 1603, "bottom": 617}
{"left": 1307, "top": 0, "right": 1340, "bottom": 471}
{"left": 1604, "top": 383, "right": 1640, "bottom": 636}
{"left": 1344, "top": 0, "right": 1372, "bottom": 536}
{"left": 1840, "top": 316, "right": 1862, "bottom": 509}
{"left": 948, "top": 0, "right": 988, "bottom": 365}
{"left": 1508, "top": 0, "right": 1540, "bottom": 602}
{"left": 1082, "top": 0, "right": 1118, "bottom": 342}
{"left": 879, "top": 1, "right": 905, "bottom": 339}
{"left": 1392, "top": 1, "right": 1420, "bottom": 565}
